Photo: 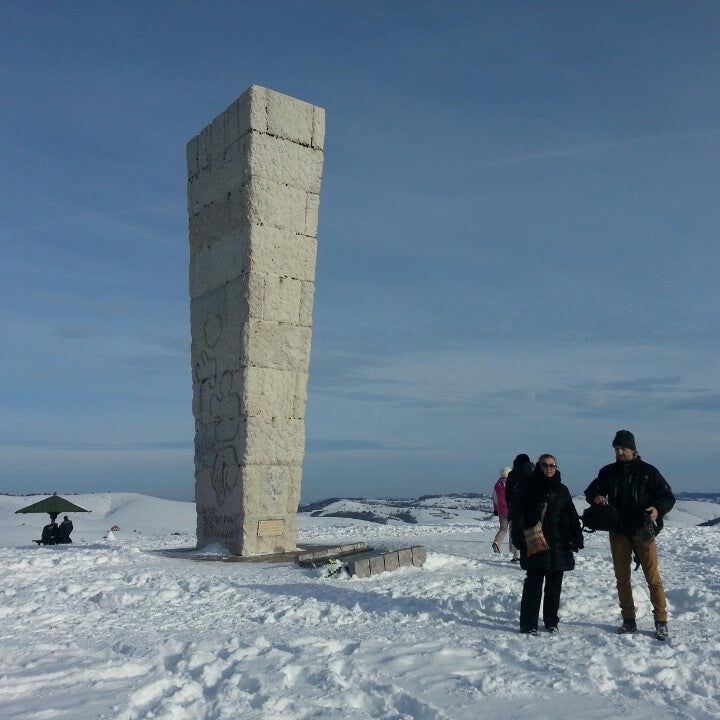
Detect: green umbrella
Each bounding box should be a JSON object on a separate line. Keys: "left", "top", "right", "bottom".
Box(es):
{"left": 15, "top": 493, "right": 91, "bottom": 521}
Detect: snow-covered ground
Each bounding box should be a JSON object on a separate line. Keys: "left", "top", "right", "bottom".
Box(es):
{"left": 1, "top": 493, "right": 719, "bottom": 720}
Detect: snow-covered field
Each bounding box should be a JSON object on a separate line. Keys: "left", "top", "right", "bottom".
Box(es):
{"left": 1, "top": 492, "right": 719, "bottom": 720}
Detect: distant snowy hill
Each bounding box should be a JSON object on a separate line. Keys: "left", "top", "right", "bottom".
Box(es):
{"left": 299, "top": 492, "right": 720, "bottom": 527}
{"left": 4, "top": 490, "right": 719, "bottom": 538}
{"left": 299, "top": 493, "right": 494, "bottom": 525}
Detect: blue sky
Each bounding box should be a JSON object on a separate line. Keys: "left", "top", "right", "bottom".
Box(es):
{"left": 1, "top": 1, "right": 719, "bottom": 501}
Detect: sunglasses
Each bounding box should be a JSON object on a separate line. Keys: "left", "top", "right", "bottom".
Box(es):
{"left": 540, "top": 462, "right": 557, "bottom": 469}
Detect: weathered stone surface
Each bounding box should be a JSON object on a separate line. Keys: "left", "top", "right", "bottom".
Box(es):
{"left": 244, "top": 415, "right": 306, "bottom": 465}
{"left": 186, "top": 135, "right": 199, "bottom": 177}
{"left": 189, "top": 198, "right": 247, "bottom": 256}
{"left": 190, "top": 176, "right": 308, "bottom": 235}
{"left": 243, "top": 366, "right": 298, "bottom": 418}
{"left": 305, "top": 192, "right": 321, "bottom": 237}
{"left": 338, "top": 546, "right": 427, "bottom": 577}
{"left": 383, "top": 551, "right": 400, "bottom": 572}
{"left": 189, "top": 187, "right": 315, "bottom": 263}
{"left": 244, "top": 176, "right": 309, "bottom": 233}
{"left": 249, "top": 133, "right": 324, "bottom": 192}
{"left": 249, "top": 226, "right": 317, "bottom": 282}
{"left": 346, "top": 557, "right": 371, "bottom": 578}
{"left": 192, "top": 413, "right": 305, "bottom": 469}
{"left": 188, "top": 86, "right": 267, "bottom": 178}
{"left": 243, "top": 320, "right": 312, "bottom": 372}
{"left": 267, "top": 90, "right": 314, "bottom": 146}
{"left": 262, "top": 275, "right": 303, "bottom": 324}
{"left": 398, "top": 548, "right": 413, "bottom": 566}
{"left": 187, "top": 137, "right": 322, "bottom": 219}
{"left": 241, "top": 513, "right": 298, "bottom": 555}
{"left": 411, "top": 546, "right": 427, "bottom": 567}
{"left": 190, "top": 278, "right": 248, "bottom": 370}
{"left": 186, "top": 138, "right": 251, "bottom": 215}
{"left": 312, "top": 107, "right": 326, "bottom": 151}
{"left": 293, "top": 371, "right": 309, "bottom": 418}
{"left": 189, "top": 229, "right": 250, "bottom": 298}
{"left": 188, "top": 86, "right": 324, "bottom": 556}
{"left": 368, "top": 554, "right": 385, "bottom": 575}
{"left": 298, "top": 281, "right": 315, "bottom": 327}
{"left": 210, "top": 113, "right": 226, "bottom": 167}
{"left": 296, "top": 543, "right": 371, "bottom": 566}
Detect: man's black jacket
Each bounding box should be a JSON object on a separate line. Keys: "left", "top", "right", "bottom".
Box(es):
{"left": 584, "top": 455, "right": 675, "bottom": 536}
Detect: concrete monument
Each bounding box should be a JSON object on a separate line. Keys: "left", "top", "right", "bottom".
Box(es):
{"left": 186, "top": 86, "right": 324, "bottom": 556}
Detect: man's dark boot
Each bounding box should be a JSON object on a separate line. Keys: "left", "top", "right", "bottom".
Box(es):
{"left": 617, "top": 619, "right": 637, "bottom": 634}
{"left": 655, "top": 621, "right": 668, "bottom": 641}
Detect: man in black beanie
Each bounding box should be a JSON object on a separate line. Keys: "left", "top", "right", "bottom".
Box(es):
{"left": 584, "top": 430, "right": 675, "bottom": 640}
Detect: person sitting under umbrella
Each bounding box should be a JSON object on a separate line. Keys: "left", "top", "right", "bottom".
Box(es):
{"left": 16, "top": 493, "right": 89, "bottom": 545}
{"left": 38, "top": 520, "right": 59, "bottom": 545}
{"left": 56, "top": 515, "right": 74, "bottom": 543}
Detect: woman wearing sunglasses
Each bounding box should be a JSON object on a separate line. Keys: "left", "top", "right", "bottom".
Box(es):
{"left": 510, "top": 454, "right": 584, "bottom": 635}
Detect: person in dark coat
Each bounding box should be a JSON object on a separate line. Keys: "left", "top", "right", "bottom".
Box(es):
{"left": 40, "top": 521, "right": 59, "bottom": 545}
{"left": 57, "top": 515, "right": 74, "bottom": 543}
{"left": 506, "top": 454, "right": 534, "bottom": 564}
{"left": 584, "top": 430, "right": 675, "bottom": 639}
{"left": 510, "top": 454, "right": 583, "bottom": 634}
{"left": 505, "top": 453, "right": 534, "bottom": 511}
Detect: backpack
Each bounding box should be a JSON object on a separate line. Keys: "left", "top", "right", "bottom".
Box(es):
{"left": 581, "top": 504, "right": 620, "bottom": 533}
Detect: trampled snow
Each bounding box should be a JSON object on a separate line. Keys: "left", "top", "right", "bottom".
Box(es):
{"left": 1, "top": 493, "right": 719, "bottom": 719}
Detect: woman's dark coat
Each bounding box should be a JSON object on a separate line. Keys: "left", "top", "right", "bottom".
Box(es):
{"left": 509, "top": 467, "right": 583, "bottom": 572}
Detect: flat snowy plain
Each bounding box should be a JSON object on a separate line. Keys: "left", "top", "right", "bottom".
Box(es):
{"left": 1, "top": 493, "right": 719, "bottom": 720}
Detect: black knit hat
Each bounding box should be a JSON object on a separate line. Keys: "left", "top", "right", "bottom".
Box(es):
{"left": 513, "top": 453, "right": 530, "bottom": 469}
{"left": 612, "top": 430, "right": 636, "bottom": 451}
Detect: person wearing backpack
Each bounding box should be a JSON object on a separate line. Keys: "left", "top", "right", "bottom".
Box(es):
{"left": 510, "top": 454, "right": 584, "bottom": 635}
{"left": 584, "top": 430, "right": 675, "bottom": 640}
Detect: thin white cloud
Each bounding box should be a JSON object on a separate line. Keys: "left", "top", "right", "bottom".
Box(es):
{"left": 475, "top": 128, "right": 720, "bottom": 169}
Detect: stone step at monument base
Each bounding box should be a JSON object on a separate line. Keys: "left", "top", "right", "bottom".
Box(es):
{"left": 295, "top": 543, "right": 373, "bottom": 567}
{"left": 149, "top": 543, "right": 427, "bottom": 575}
{"left": 341, "top": 546, "right": 427, "bottom": 578}
{"left": 151, "top": 542, "right": 371, "bottom": 564}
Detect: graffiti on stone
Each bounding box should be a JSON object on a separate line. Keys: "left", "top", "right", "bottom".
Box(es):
{"left": 204, "top": 308, "right": 223, "bottom": 349}
{"left": 199, "top": 507, "right": 238, "bottom": 541}
{"left": 210, "top": 370, "right": 242, "bottom": 444}
{"left": 211, "top": 445, "right": 241, "bottom": 506}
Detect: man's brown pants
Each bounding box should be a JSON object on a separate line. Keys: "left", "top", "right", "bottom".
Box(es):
{"left": 609, "top": 532, "right": 668, "bottom": 623}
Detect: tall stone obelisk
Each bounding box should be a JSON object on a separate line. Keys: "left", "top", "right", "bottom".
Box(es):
{"left": 186, "top": 86, "right": 324, "bottom": 555}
